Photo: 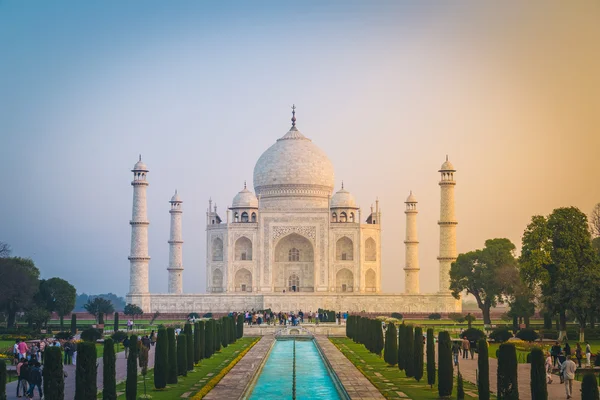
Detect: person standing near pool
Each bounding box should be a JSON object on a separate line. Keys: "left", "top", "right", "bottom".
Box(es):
{"left": 585, "top": 342, "right": 592, "bottom": 367}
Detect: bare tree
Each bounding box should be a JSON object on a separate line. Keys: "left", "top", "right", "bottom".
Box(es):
{"left": 591, "top": 203, "right": 600, "bottom": 237}
{"left": 0, "top": 242, "right": 10, "bottom": 258}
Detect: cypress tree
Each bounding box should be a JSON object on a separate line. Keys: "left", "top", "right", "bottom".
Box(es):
{"left": 75, "top": 341, "right": 98, "bottom": 400}
{"left": 0, "top": 359, "right": 6, "bottom": 400}
{"left": 154, "top": 327, "right": 168, "bottom": 389}
{"left": 198, "top": 320, "right": 205, "bottom": 361}
{"left": 374, "top": 319, "right": 384, "bottom": 356}
{"left": 43, "top": 346, "right": 64, "bottom": 400}
{"left": 581, "top": 372, "right": 599, "bottom": 400}
{"left": 397, "top": 323, "right": 406, "bottom": 371}
{"left": 497, "top": 343, "right": 519, "bottom": 400}
{"left": 103, "top": 338, "right": 116, "bottom": 400}
{"left": 437, "top": 331, "right": 453, "bottom": 398}
{"left": 529, "top": 347, "right": 547, "bottom": 400}
{"left": 237, "top": 314, "right": 244, "bottom": 339}
{"left": 125, "top": 335, "right": 138, "bottom": 400}
{"left": 229, "top": 316, "right": 236, "bottom": 344}
{"left": 221, "top": 317, "right": 229, "bottom": 348}
{"left": 405, "top": 325, "right": 415, "bottom": 378}
{"left": 477, "top": 338, "right": 490, "bottom": 400}
{"left": 194, "top": 322, "right": 201, "bottom": 363}
{"left": 184, "top": 323, "right": 194, "bottom": 371}
{"left": 414, "top": 326, "right": 424, "bottom": 382}
{"left": 215, "top": 321, "right": 221, "bottom": 353}
{"left": 457, "top": 370, "right": 465, "bottom": 400}
{"left": 204, "top": 320, "right": 213, "bottom": 359}
{"left": 71, "top": 313, "right": 77, "bottom": 334}
{"left": 113, "top": 312, "right": 119, "bottom": 332}
{"left": 426, "top": 328, "right": 435, "bottom": 387}
{"left": 384, "top": 322, "right": 398, "bottom": 365}
{"left": 177, "top": 334, "right": 188, "bottom": 377}
{"left": 166, "top": 327, "right": 178, "bottom": 384}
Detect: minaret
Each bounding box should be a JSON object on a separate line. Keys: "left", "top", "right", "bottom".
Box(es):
{"left": 438, "top": 156, "right": 457, "bottom": 293}
{"left": 167, "top": 190, "right": 184, "bottom": 294}
{"left": 128, "top": 155, "right": 150, "bottom": 295}
{"left": 404, "top": 191, "right": 420, "bottom": 294}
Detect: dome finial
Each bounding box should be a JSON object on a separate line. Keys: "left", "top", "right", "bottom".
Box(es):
{"left": 341, "top": 180, "right": 344, "bottom": 190}
{"left": 291, "top": 104, "right": 297, "bottom": 127}
{"left": 446, "top": 154, "right": 448, "bottom": 161}
{"left": 244, "top": 180, "right": 247, "bottom": 189}
{"left": 139, "top": 154, "right": 142, "bottom": 162}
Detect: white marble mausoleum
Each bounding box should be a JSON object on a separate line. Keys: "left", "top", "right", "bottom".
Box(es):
{"left": 126, "top": 109, "right": 461, "bottom": 313}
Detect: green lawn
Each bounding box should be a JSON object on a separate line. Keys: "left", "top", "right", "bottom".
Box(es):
{"left": 331, "top": 338, "right": 494, "bottom": 400}
{"left": 99, "top": 337, "right": 258, "bottom": 399}
{"left": 0, "top": 340, "right": 14, "bottom": 352}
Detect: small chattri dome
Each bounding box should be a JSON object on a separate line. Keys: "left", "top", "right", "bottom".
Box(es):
{"left": 405, "top": 191, "right": 417, "bottom": 203}
{"left": 132, "top": 155, "right": 148, "bottom": 172}
{"left": 439, "top": 156, "right": 455, "bottom": 171}
{"left": 170, "top": 190, "right": 181, "bottom": 203}
{"left": 232, "top": 184, "right": 258, "bottom": 209}
{"left": 330, "top": 184, "right": 358, "bottom": 209}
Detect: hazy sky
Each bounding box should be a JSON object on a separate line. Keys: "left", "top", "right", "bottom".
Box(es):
{"left": 1, "top": 1, "right": 598, "bottom": 297}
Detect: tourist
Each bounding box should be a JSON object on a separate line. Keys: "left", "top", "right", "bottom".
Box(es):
{"left": 142, "top": 335, "right": 151, "bottom": 349}
{"left": 72, "top": 341, "right": 77, "bottom": 365}
{"left": 469, "top": 338, "right": 476, "bottom": 359}
{"left": 545, "top": 352, "right": 553, "bottom": 384}
{"left": 299, "top": 310, "right": 304, "bottom": 323}
{"left": 18, "top": 339, "right": 28, "bottom": 361}
{"left": 575, "top": 343, "right": 582, "bottom": 367}
{"left": 26, "top": 361, "right": 43, "bottom": 399}
{"left": 563, "top": 341, "right": 571, "bottom": 356}
{"left": 560, "top": 355, "right": 576, "bottom": 399}
{"left": 150, "top": 330, "right": 156, "bottom": 346}
{"left": 14, "top": 339, "right": 20, "bottom": 365}
{"left": 551, "top": 341, "right": 561, "bottom": 366}
{"left": 451, "top": 341, "right": 461, "bottom": 366}
{"left": 585, "top": 342, "right": 592, "bottom": 367}
{"left": 63, "top": 341, "right": 73, "bottom": 365}
{"left": 308, "top": 311, "right": 313, "bottom": 323}
{"left": 557, "top": 351, "right": 567, "bottom": 383}
{"left": 38, "top": 339, "right": 45, "bottom": 364}
{"left": 336, "top": 312, "right": 341, "bottom": 325}
{"left": 462, "top": 336, "right": 470, "bottom": 359}
{"left": 315, "top": 312, "right": 320, "bottom": 326}
{"left": 127, "top": 319, "right": 133, "bottom": 331}
{"left": 123, "top": 336, "right": 130, "bottom": 358}
{"left": 16, "top": 358, "right": 29, "bottom": 397}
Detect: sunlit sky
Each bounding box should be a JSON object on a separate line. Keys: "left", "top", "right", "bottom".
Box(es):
{"left": 1, "top": 1, "right": 598, "bottom": 297}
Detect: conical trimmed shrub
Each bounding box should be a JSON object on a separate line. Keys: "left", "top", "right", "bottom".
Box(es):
{"left": 214, "top": 321, "right": 221, "bottom": 353}
{"left": 177, "top": 333, "right": 188, "bottom": 377}
{"left": 478, "top": 338, "right": 490, "bottom": 400}
{"left": 71, "top": 313, "right": 77, "bottom": 334}
{"left": 427, "top": 328, "right": 435, "bottom": 387}
{"left": 198, "top": 320, "right": 205, "bottom": 361}
{"left": 0, "top": 359, "right": 6, "bottom": 400}
{"left": 497, "top": 343, "right": 519, "bottom": 400}
{"left": 194, "top": 322, "right": 201, "bottom": 363}
{"left": 75, "top": 341, "right": 98, "bottom": 400}
{"left": 398, "top": 323, "right": 406, "bottom": 371}
{"left": 384, "top": 323, "right": 398, "bottom": 366}
{"left": 405, "top": 325, "right": 415, "bottom": 378}
{"left": 237, "top": 314, "right": 244, "bottom": 339}
{"left": 166, "top": 327, "right": 178, "bottom": 384}
{"left": 154, "top": 327, "right": 168, "bottom": 389}
{"left": 581, "top": 372, "right": 599, "bottom": 400}
{"left": 125, "top": 335, "right": 138, "bottom": 400}
{"left": 221, "top": 317, "right": 229, "bottom": 348}
{"left": 113, "top": 312, "right": 119, "bottom": 332}
{"left": 529, "top": 347, "right": 547, "bottom": 400}
{"left": 437, "top": 331, "right": 453, "bottom": 398}
{"left": 184, "top": 324, "right": 194, "bottom": 371}
{"left": 102, "top": 338, "right": 116, "bottom": 400}
{"left": 414, "top": 326, "right": 424, "bottom": 382}
{"left": 43, "top": 346, "right": 64, "bottom": 400}
{"left": 457, "top": 370, "right": 465, "bottom": 400}
{"left": 205, "top": 320, "right": 214, "bottom": 359}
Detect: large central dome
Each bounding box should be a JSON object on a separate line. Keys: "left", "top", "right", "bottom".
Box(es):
{"left": 253, "top": 126, "right": 335, "bottom": 202}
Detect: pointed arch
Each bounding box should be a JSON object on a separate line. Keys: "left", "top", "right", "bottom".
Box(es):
{"left": 365, "top": 237, "right": 376, "bottom": 261}
{"left": 336, "top": 236, "right": 354, "bottom": 261}
{"left": 336, "top": 268, "right": 354, "bottom": 292}
{"left": 234, "top": 236, "right": 253, "bottom": 261}
{"left": 212, "top": 237, "right": 223, "bottom": 261}
{"left": 212, "top": 268, "right": 223, "bottom": 291}
{"left": 365, "top": 268, "right": 376, "bottom": 292}
{"left": 234, "top": 268, "right": 252, "bottom": 292}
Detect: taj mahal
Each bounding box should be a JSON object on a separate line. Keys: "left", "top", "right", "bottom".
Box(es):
{"left": 126, "top": 108, "right": 461, "bottom": 314}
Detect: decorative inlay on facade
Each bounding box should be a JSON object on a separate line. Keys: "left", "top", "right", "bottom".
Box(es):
{"left": 272, "top": 226, "right": 316, "bottom": 242}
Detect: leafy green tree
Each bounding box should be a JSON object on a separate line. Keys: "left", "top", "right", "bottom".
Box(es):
{"left": 126, "top": 335, "right": 138, "bottom": 400}
{"left": 529, "top": 347, "right": 547, "bottom": 400}
{"left": 450, "top": 238, "right": 519, "bottom": 325}
{"left": 464, "top": 313, "right": 476, "bottom": 329}
{"left": 25, "top": 306, "right": 51, "bottom": 330}
{"left": 84, "top": 297, "right": 114, "bottom": 324}
{"left": 184, "top": 323, "right": 194, "bottom": 371}
{"left": 437, "top": 331, "right": 453, "bottom": 398}
{"left": 0, "top": 257, "right": 39, "bottom": 328}
{"left": 177, "top": 334, "right": 188, "bottom": 376}
{"left": 153, "top": 327, "right": 168, "bottom": 389}
{"left": 43, "top": 346, "right": 64, "bottom": 400}
{"left": 581, "top": 372, "right": 599, "bottom": 400}
{"left": 103, "top": 338, "right": 116, "bottom": 400}
{"left": 477, "top": 338, "right": 490, "bottom": 400}
{"left": 497, "top": 343, "right": 518, "bottom": 400}
{"left": 123, "top": 303, "right": 144, "bottom": 322}
{"left": 405, "top": 325, "right": 415, "bottom": 377}
{"left": 166, "top": 327, "right": 178, "bottom": 384}
{"left": 40, "top": 277, "right": 76, "bottom": 328}
{"left": 507, "top": 281, "right": 535, "bottom": 328}
{"left": 414, "top": 326, "right": 424, "bottom": 382}
{"left": 426, "top": 328, "right": 435, "bottom": 387}
{"left": 520, "top": 207, "right": 600, "bottom": 340}
{"left": 384, "top": 323, "right": 398, "bottom": 366}
{"left": 75, "top": 341, "right": 97, "bottom": 400}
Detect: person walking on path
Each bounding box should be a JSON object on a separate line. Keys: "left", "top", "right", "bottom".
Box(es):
{"left": 563, "top": 342, "right": 571, "bottom": 357}
{"left": 575, "top": 343, "right": 582, "bottom": 367}
{"left": 462, "top": 337, "right": 470, "bottom": 359}
{"left": 545, "top": 352, "right": 554, "bottom": 384}
{"left": 585, "top": 342, "right": 592, "bottom": 368}
{"left": 551, "top": 341, "right": 561, "bottom": 366}
{"left": 452, "top": 341, "right": 461, "bottom": 366}
{"left": 26, "top": 361, "right": 43, "bottom": 399}
{"left": 16, "top": 358, "right": 29, "bottom": 397}
{"left": 560, "top": 355, "right": 577, "bottom": 399}
{"left": 123, "top": 336, "right": 130, "bottom": 359}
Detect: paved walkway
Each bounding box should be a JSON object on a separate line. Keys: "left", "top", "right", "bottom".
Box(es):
{"left": 6, "top": 345, "right": 155, "bottom": 400}
{"left": 204, "top": 336, "right": 274, "bottom": 399}
{"left": 315, "top": 335, "right": 385, "bottom": 400}
{"left": 455, "top": 353, "right": 582, "bottom": 400}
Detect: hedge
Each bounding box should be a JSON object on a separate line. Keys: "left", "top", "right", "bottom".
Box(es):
{"left": 75, "top": 341, "right": 98, "bottom": 400}
{"left": 398, "top": 323, "right": 406, "bottom": 371}
{"left": 102, "top": 338, "right": 116, "bottom": 400}
{"left": 177, "top": 333, "right": 188, "bottom": 377}
{"left": 530, "top": 347, "right": 547, "bottom": 400}
{"left": 490, "top": 327, "right": 512, "bottom": 343}
{"left": 166, "top": 327, "right": 178, "bottom": 384}
{"left": 198, "top": 320, "right": 205, "bottom": 361}
{"left": 126, "top": 335, "right": 138, "bottom": 400}
{"left": 497, "top": 343, "right": 519, "bottom": 400}
{"left": 581, "top": 372, "right": 599, "bottom": 400}
{"left": 184, "top": 324, "right": 194, "bottom": 371}
{"left": 426, "top": 328, "right": 435, "bottom": 387}
{"left": 516, "top": 328, "right": 539, "bottom": 342}
{"left": 478, "top": 338, "right": 490, "bottom": 400}
{"left": 405, "top": 325, "right": 415, "bottom": 378}
{"left": 204, "top": 319, "right": 214, "bottom": 359}
{"left": 437, "top": 331, "right": 453, "bottom": 398}
{"left": 154, "top": 327, "right": 168, "bottom": 389}
{"left": 384, "top": 322, "right": 398, "bottom": 366}
{"left": 43, "top": 346, "right": 64, "bottom": 400}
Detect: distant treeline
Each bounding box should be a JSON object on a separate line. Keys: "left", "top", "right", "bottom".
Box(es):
{"left": 74, "top": 293, "right": 126, "bottom": 312}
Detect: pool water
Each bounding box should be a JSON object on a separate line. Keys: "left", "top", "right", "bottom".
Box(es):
{"left": 248, "top": 339, "right": 342, "bottom": 400}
